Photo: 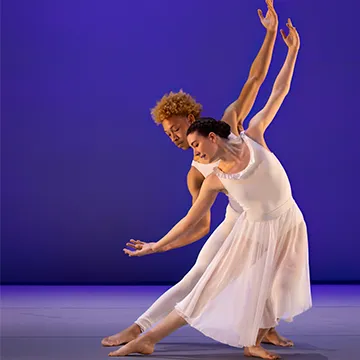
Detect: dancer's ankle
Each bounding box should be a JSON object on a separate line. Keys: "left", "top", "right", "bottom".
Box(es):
{"left": 132, "top": 323, "right": 143, "bottom": 335}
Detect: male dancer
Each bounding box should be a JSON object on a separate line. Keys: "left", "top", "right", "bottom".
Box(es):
{"left": 102, "top": 0, "right": 292, "bottom": 348}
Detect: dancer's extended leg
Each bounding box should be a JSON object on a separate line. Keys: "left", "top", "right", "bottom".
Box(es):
{"left": 102, "top": 212, "right": 237, "bottom": 346}
{"left": 108, "top": 310, "right": 186, "bottom": 357}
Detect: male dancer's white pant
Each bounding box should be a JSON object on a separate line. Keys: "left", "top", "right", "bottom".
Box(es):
{"left": 136, "top": 204, "right": 241, "bottom": 332}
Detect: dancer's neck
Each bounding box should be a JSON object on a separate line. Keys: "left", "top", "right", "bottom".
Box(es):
{"left": 218, "top": 140, "right": 248, "bottom": 173}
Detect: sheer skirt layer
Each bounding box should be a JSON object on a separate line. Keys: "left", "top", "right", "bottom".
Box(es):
{"left": 175, "top": 201, "right": 312, "bottom": 348}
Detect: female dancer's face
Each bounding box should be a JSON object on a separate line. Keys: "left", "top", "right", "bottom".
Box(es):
{"left": 187, "top": 131, "right": 219, "bottom": 163}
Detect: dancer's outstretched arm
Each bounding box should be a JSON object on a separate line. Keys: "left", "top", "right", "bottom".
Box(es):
{"left": 124, "top": 174, "right": 224, "bottom": 257}
{"left": 247, "top": 19, "right": 300, "bottom": 145}
{"left": 124, "top": 167, "right": 211, "bottom": 255}
{"left": 221, "top": 0, "right": 278, "bottom": 135}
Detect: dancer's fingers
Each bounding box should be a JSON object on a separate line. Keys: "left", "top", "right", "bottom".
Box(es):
{"left": 280, "top": 29, "right": 286, "bottom": 41}
{"left": 123, "top": 248, "right": 133, "bottom": 256}
{"left": 130, "top": 239, "right": 142, "bottom": 244}
{"left": 258, "top": 9, "right": 264, "bottom": 21}
{"left": 126, "top": 243, "right": 138, "bottom": 249}
{"left": 266, "top": 0, "right": 275, "bottom": 11}
{"left": 129, "top": 239, "right": 145, "bottom": 247}
{"left": 269, "top": 6, "right": 277, "bottom": 18}
{"left": 289, "top": 25, "right": 299, "bottom": 41}
{"left": 287, "top": 18, "right": 295, "bottom": 31}
{"left": 124, "top": 248, "right": 140, "bottom": 257}
{"left": 127, "top": 243, "right": 143, "bottom": 249}
{"left": 293, "top": 29, "right": 300, "bottom": 46}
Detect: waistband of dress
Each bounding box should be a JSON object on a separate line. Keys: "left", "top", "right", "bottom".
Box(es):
{"left": 247, "top": 198, "right": 296, "bottom": 222}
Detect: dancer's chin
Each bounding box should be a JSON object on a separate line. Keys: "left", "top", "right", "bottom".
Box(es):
{"left": 179, "top": 143, "right": 190, "bottom": 150}
{"left": 208, "top": 154, "right": 220, "bottom": 164}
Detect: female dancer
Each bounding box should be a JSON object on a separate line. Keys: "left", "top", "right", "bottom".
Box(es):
{"left": 113, "top": 19, "right": 311, "bottom": 360}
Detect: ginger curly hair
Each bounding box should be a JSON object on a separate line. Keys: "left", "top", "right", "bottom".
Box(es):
{"left": 151, "top": 90, "right": 203, "bottom": 124}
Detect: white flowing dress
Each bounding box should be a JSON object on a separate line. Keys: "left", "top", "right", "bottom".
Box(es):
{"left": 175, "top": 132, "right": 312, "bottom": 347}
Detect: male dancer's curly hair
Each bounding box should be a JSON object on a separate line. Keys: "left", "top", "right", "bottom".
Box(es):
{"left": 151, "top": 90, "right": 202, "bottom": 124}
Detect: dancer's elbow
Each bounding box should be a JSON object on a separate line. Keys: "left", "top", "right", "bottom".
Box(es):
{"left": 250, "top": 74, "right": 265, "bottom": 88}
{"left": 273, "top": 84, "right": 290, "bottom": 98}
{"left": 198, "top": 217, "right": 211, "bottom": 237}
{"left": 201, "top": 225, "right": 211, "bottom": 237}
{"left": 189, "top": 223, "right": 210, "bottom": 243}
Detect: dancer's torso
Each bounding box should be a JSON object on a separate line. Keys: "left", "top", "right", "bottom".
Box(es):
{"left": 214, "top": 132, "right": 293, "bottom": 221}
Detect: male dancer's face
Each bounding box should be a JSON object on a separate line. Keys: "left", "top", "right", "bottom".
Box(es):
{"left": 161, "top": 115, "right": 195, "bottom": 150}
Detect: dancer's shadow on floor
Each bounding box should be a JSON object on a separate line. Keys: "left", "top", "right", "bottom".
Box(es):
{"left": 140, "top": 342, "right": 329, "bottom": 360}
{"left": 141, "top": 353, "right": 328, "bottom": 360}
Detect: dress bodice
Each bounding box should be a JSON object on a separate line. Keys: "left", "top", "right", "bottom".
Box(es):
{"left": 214, "top": 132, "right": 292, "bottom": 221}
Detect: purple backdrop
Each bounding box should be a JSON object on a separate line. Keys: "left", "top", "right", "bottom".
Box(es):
{"left": 1, "top": 0, "right": 360, "bottom": 284}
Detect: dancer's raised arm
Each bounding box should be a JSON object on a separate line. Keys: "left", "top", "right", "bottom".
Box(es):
{"left": 247, "top": 19, "right": 300, "bottom": 143}
{"left": 221, "top": 0, "right": 278, "bottom": 135}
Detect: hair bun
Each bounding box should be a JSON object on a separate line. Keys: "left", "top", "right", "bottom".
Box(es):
{"left": 186, "top": 117, "right": 231, "bottom": 139}
{"left": 215, "top": 121, "right": 231, "bottom": 138}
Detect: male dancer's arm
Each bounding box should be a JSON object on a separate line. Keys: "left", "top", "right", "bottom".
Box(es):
{"left": 221, "top": 0, "right": 278, "bottom": 135}
{"left": 159, "top": 167, "right": 210, "bottom": 252}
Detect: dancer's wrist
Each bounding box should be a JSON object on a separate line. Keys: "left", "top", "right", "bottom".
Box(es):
{"left": 151, "top": 242, "right": 162, "bottom": 253}
{"left": 267, "top": 28, "right": 277, "bottom": 35}
{"left": 292, "top": 48, "right": 299, "bottom": 55}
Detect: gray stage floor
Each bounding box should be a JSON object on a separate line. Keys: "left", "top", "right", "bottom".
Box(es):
{"left": 1, "top": 285, "right": 359, "bottom": 360}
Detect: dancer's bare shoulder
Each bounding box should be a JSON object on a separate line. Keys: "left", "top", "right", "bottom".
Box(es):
{"left": 188, "top": 167, "right": 224, "bottom": 197}
{"left": 203, "top": 173, "right": 226, "bottom": 194}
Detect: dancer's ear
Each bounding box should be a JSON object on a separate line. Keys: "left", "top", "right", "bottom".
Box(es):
{"left": 208, "top": 132, "right": 217, "bottom": 143}
{"left": 187, "top": 114, "right": 196, "bottom": 124}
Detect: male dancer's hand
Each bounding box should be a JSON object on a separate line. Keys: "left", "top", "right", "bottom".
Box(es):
{"left": 258, "top": 0, "right": 278, "bottom": 32}
{"left": 123, "top": 239, "right": 157, "bottom": 257}
{"left": 280, "top": 18, "right": 300, "bottom": 50}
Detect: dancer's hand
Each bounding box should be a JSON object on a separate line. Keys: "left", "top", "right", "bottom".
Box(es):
{"left": 258, "top": 0, "right": 278, "bottom": 32}
{"left": 280, "top": 19, "right": 300, "bottom": 50}
{"left": 123, "top": 239, "right": 156, "bottom": 257}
